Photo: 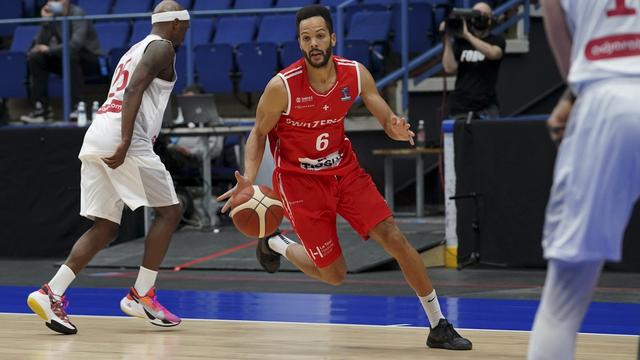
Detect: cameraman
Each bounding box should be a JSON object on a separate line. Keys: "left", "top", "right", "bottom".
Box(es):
{"left": 441, "top": 2, "right": 505, "bottom": 120}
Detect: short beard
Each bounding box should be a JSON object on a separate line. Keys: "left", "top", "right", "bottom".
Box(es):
{"left": 304, "top": 46, "right": 333, "bottom": 68}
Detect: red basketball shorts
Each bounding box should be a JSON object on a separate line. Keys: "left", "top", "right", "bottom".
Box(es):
{"left": 273, "top": 167, "right": 392, "bottom": 268}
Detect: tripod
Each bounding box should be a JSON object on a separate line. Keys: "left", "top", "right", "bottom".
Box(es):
{"left": 449, "top": 192, "right": 482, "bottom": 270}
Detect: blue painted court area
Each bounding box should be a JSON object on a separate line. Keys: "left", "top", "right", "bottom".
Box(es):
{"left": 2, "top": 286, "right": 639, "bottom": 335}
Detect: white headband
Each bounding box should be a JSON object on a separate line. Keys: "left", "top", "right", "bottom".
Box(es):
{"left": 151, "top": 10, "right": 190, "bottom": 24}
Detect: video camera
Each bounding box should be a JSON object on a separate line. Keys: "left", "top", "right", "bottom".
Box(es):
{"left": 445, "top": 8, "right": 493, "bottom": 38}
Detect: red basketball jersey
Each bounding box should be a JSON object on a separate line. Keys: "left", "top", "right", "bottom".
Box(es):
{"left": 269, "top": 56, "right": 361, "bottom": 176}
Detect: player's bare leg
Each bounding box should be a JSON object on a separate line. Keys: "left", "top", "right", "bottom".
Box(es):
{"left": 141, "top": 204, "right": 182, "bottom": 270}
{"left": 257, "top": 232, "right": 347, "bottom": 285}
{"left": 286, "top": 246, "right": 347, "bottom": 285}
{"left": 369, "top": 216, "right": 472, "bottom": 350}
{"left": 64, "top": 217, "right": 120, "bottom": 273}
{"left": 368, "top": 217, "right": 433, "bottom": 296}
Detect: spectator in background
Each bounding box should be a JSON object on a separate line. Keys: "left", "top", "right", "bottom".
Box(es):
{"left": 21, "top": 0, "right": 101, "bottom": 123}
{"left": 441, "top": 2, "right": 505, "bottom": 120}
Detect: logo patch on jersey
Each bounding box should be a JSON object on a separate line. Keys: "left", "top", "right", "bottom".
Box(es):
{"left": 585, "top": 34, "right": 640, "bottom": 61}
{"left": 295, "top": 96, "right": 314, "bottom": 103}
{"left": 323, "top": 104, "right": 329, "bottom": 111}
{"left": 298, "top": 151, "right": 343, "bottom": 171}
{"left": 340, "top": 87, "right": 351, "bottom": 102}
{"left": 285, "top": 117, "right": 343, "bottom": 128}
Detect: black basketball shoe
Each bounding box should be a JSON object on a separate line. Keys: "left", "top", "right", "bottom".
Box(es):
{"left": 427, "top": 318, "right": 472, "bottom": 350}
{"left": 256, "top": 231, "right": 282, "bottom": 273}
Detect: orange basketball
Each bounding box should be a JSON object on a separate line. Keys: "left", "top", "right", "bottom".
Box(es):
{"left": 229, "top": 185, "right": 284, "bottom": 238}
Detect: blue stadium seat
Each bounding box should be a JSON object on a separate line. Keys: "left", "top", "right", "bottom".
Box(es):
{"left": 236, "top": 42, "right": 278, "bottom": 92}
{"left": 23, "top": 0, "right": 40, "bottom": 17}
{"left": 275, "top": 0, "right": 315, "bottom": 7}
{"left": 279, "top": 40, "right": 300, "bottom": 68}
{"left": 0, "top": 53, "right": 28, "bottom": 98}
{"left": 319, "top": 0, "right": 349, "bottom": 7}
{"left": 94, "top": 22, "right": 130, "bottom": 73}
{"left": 192, "top": 0, "right": 232, "bottom": 10}
{"left": 174, "top": 49, "right": 187, "bottom": 93}
{"left": 391, "top": 2, "right": 432, "bottom": 53}
{"left": 346, "top": 10, "right": 391, "bottom": 42}
{"left": 190, "top": 18, "right": 215, "bottom": 46}
{"left": 129, "top": 20, "right": 152, "bottom": 45}
{"left": 108, "top": 47, "right": 128, "bottom": 70}
{"left": 256, "top": 14, "right": 296, "bottom": 44}
{"left": 346, "top": 11, "right": 390, "bottom": 72}
{"left": 112, "top": 0, "right": 152, "bottom": 13}
{"left": 94, "top": 22, "right": 130, "bottom": 54}
{"left": 360, "top": 0, "right": 394, "bottom": 7}
{"left": 213, "top": 16, "right": 257, "bottom": 46}
{"left": 343, "top": 39, "right": 369, "bottom": 68}
{"left": 78, "top": 0, "right": 113, "bottom": 15}
{"left": 10, "top": 25, "right": 40, "bottom": 53}
{"left": 341, "top": 4, "right": 387, "bottom": 33}
{"left": 0, "top": 1, "right": 22, "bottom": 37}
{"left": 194, "top": 44, "right": 234, "bottom": 93}
{"left": 429, "top": 0, "right": 449, "bottom": 27}
{"left": 234, "top": 0, "right": 273, "bottom": 9}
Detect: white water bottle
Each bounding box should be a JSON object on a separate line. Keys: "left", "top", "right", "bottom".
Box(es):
{"left": 91, "top": 101, "right": 100, "bottom": 121}
{"left": 77, "top": 101, "right": 87, "bottom": 127}
{"left": 416, "top": 119, "right": 426, "bottom": 148}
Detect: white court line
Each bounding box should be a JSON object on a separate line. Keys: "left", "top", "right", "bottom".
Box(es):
{"left": 2, "top": 312, "right": 637, "bottom": 337}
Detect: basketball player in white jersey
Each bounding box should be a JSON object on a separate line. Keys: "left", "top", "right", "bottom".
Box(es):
{"left": 529, "top": 1, "right": 640, "bottom": 358}
{"left": 26, "top": 1, "right": 190, "bottom": 334}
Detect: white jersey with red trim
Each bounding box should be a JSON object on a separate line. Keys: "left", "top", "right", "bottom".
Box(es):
{"left": 80, "top": 34, "right": 176, "bottom": 157}
{"left": 561, "top": 0, "right": 640, "bottom": 94}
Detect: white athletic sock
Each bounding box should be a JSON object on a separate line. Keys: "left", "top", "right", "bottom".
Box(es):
{"left": 48, "top": 264, "right": 76, "bottom": 296}
{"left": 419, "top": 289, "right": 445, "bottom": 328}
{"left": 134, "top": 266, "right": 158, "bottom": 296}
{"left": 268, "top": 234, "right": 297, "bottom": 259}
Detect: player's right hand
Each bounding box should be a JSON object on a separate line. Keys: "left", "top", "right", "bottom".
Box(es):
{"left": 547, "top": 97, "right": 573, "bottom": 146}
{"left": 217, "top": 171, "right": 252, "bottom": 213}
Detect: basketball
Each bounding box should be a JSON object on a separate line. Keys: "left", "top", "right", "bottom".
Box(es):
{"left": 229, "top": 185, "right": 284, "bottom": 238}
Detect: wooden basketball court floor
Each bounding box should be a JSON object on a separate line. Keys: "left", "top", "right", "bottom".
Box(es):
{"left": 1, "top": 284, "right": 638, "bottom": 359}
{"left": 2, "top": 314, "right": 636, "bottom": 360}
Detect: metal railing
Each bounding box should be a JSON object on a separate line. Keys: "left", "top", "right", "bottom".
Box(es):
{"left": 0, "top": 0, "right": 529, "bottom": 121}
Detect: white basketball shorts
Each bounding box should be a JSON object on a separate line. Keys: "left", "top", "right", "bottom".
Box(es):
{"left": 542, "top": 78, "right": 640, "bottom": 262}
{"left": 79, "top": 154, "right": 178, "bottom": 224}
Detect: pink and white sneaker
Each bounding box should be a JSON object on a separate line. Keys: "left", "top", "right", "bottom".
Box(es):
{"left": 120, "top": 287, "right": 181, "bottom": 327}
{"left": 27, "top": 284, "right": 78, "bottom": 334}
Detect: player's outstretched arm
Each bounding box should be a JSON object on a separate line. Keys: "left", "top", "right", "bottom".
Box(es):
{"left": 217, "top": 75, "right": 287, "bottom": 213}
{"left": 541, "top": 0, "right": 572, "bottom": 79}
{"left": 102, "top": 40, "right": 175, "bottom": 169}
{"left": 359, "top": 63, "right": 415, "bottom": 145}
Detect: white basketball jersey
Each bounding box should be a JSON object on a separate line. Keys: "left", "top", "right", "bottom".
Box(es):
{"left": 560, "top": 0, "right": 640, "bottom": 94}
{"left": 80, "top": 34, "right": 176, "bottom": 156}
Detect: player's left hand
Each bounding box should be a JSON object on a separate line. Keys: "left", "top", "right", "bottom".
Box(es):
{"left": 386, "top": 115, "right": 415, "bottom": 145}
{"left": 102, "top": 142, "right": 129, "bottom": 169}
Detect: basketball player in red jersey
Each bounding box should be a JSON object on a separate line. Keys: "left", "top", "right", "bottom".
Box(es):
{"left": 219, "top": 5, "right": 471, "bottom": 350}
